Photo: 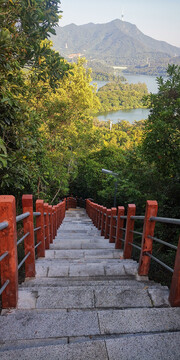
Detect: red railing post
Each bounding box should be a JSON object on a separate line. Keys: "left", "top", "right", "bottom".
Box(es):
{"left": 101, "top": 207, "right": 106, "bottom": 236}
{"left": 66, "top": 197, "right": 69, "bottom": 210}
{"left": 138, "top": 200, "right": 158, "bottom": 275}
{"left": 94, "top": 204, "right": 98, "bottom": 227}
{"left": 55, "top": 205, "right": 58, "bottom": 236}
{"left": 98, "top": 206, "right": 103, "bottom": 230}
{"left": 105, "top": 209, "right": 111, "bottom": 239}
{"left": 36, "top": 199, "right": 45, "bottom": 257}
{"left": 0, "top": 196, "right": 18, "bottom": 308}
{"left": 58, "top": 203, "right": 61, "bottom": 226}
{"left": 97, "top": 205, "right": 102, "bottom": 230}
{"left": 48, "top": 205, "right": 53, "bottom": 243}
{"left": 44, "top": 203, "right": 50, "bottom": 250}
{"left": 115, "top": 206, "right": 125, "bottom": 249}
{"left": 53, "top": 206, "right": 56, "bottom": 239}
{"left": 123, "top": 204, "right": 136, "bottom": 259}
{"left": 22, "top": 195, "right": 35, "bottom": 277}
{"left": 109, "top": 207, "right": 117, "bottom": 243}
{"left": 169, "top": 235, "right": 180, "bottom": 307}
{"left": 93, "top": 203, "right": 96, "bottom": 225}
{"left": 52, "top": 207, "right": 55, "bottom": 240}
{"left": 64, "top": 199, "right": 66, "bottom": 218}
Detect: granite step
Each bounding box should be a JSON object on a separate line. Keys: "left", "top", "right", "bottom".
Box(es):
{"left": 0, "top": 208, "right": 178, "bottom": 359}
{"left": 34, "top": 258, "right": 138, "bottom": 278}
{"left": 1, "top": 332, "right": 180, "bottom": 360}
{"left": 20, "top": 277, "right": 165, "bottom": 289}
{"left": 45, "top": 249, "right": 123, "bottom": 259}
{"left": 17, "top": 284, "right": 169, "bottom": 310}
{"left": 1, "top": 308, "right": 180, "bottom": 345}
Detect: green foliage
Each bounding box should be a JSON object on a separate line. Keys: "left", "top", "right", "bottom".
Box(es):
{"left": 0, "top": 138, "right": 7, "bottom": 168}
{"left": 97, "top": 81, "right": 148, "bottom": 112}
{"left": 142, "top": 64, "right": 180, "bottom": 179}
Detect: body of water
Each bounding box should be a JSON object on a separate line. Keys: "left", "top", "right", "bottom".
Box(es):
{"left": 97, "top": 108, "right": 150, "bottom": 124}
{"left": 124, "top": 73, "right": 159, "bottom": 93}
{"left": 94, "top": 74, "right": 161, "bottom": 123}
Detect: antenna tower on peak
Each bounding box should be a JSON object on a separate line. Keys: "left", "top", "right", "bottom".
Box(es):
{"left": 121, "top": 10, "right": 124, "bottom": 21}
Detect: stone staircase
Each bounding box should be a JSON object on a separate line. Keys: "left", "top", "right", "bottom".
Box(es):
{"left": 0, "top": 208, "right": 180, "bottom": 359}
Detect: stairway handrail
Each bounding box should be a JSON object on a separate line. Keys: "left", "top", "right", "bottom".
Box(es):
{"left": 0, "top": 195, "right": 66, "bottom": 309}
{"left": 86, "top": 198, "right": 180, "bottom": 307}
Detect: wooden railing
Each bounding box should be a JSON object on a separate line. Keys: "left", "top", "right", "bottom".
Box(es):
{"left": 0, "top": 195, "right": 66, "bottom": 309}
{"left": 66, "top": 196, "right": 77, "bottom": 210}
{"left": 86, "top": 199, "right": 180, "bottom": 307}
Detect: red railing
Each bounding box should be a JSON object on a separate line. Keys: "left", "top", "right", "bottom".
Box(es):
{"left": 0, "top": 195, "right": 66, "bottom": 309}
{"left": 86, "top": 199, "right": 180, "bottom": 307}
{"left": 66, "top": 196, "right": 77, "bottom": 210}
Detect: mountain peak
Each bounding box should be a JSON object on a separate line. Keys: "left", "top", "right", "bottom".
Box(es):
{"left": 52, "top": 20, "right": 180, "bottom": 67}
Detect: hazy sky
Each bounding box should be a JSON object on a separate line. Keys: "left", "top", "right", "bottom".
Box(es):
{"left": 59, "top": 0, "right": 180, "bottom": 48}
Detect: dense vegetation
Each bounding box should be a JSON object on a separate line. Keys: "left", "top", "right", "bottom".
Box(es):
{"left": 0, "top": 0, "right": 99, "bottom": 205}
{"left": 97, "top": 81, "right": 148, "bottom": 112}
{"left": 0, "top": 1, "right": 179, "bottom": 214}
{"left": 0, "top": 1, "right": 179, "bottom": 286}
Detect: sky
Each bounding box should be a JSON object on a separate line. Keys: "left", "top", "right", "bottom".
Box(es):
{"left": 59, "top": 0, "right": 180, "bottom": 48}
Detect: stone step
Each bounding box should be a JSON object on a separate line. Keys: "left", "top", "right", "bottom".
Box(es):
{"left": 1, "top": 308, "right": 179, "bottom": 344}
{"left": 45, "top": 249, "right": 123, "bottom": 259}
{"left": 50, "top": 242, "right": 117, "bottom": 250}
{"left": 1, "top": 208, "right": 177, "bottom": 359}
{"left": 17, "top": 284, "right": 169, "bottom": 310}
{"left": 1, "top": 332, "right": 180, "bottom": 360}
{"left": 35, "top": 259, "right": 138, "bottom": 277}
{"left": 20, "top": 277, "right": 164, "bottom": 289}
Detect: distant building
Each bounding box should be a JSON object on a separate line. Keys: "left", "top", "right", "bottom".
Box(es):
{"left": 67, "top": 53, "right": 83, "bottom": 59}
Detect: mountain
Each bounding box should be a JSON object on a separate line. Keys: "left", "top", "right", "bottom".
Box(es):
{"left": 51, "top": 19, "right": 180, "bottom": 69}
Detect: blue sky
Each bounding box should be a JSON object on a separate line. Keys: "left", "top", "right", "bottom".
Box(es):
{"left": 60, "top": 0, "right": 180, "bottom": 47}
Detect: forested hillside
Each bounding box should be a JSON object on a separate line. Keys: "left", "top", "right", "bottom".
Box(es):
{"left": 0, "top": 0, "right": 179, "bottom": 229}
{"left": 97, "top": 81, "right": 148, "bottom": 112}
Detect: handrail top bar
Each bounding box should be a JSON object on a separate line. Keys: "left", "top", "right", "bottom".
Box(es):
{"left": 150, "top": 216, "right": 180, "bottom": 225}
{"left": 130, "top": 216, "right": 145, "bottom": 220}
{"left": 33, "top": 212, "right": 41, "bottom": 216}
{"left": 120, "top": 216, "right": 127, "bottom": 219}
{"left": 16, "top": 212, "right": 30, "bottom": 223}
{"left": 0, "top": 221, "right": 9, "bottom": 231}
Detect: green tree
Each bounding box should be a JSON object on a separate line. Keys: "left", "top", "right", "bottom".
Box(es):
{"left": 143, "top": 64, "right": 180, "bottom": 178}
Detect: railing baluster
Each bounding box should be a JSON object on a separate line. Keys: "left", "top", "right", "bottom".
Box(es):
{"left": 36, "top": 199, "right": 45, "bottom": 257}
{"left": 44, "top": 203, "right": 50, "bottom": 250}
{"left": 109, "top": 208, "right": 117, "bottom": 243}
{"left": 0, "top": 195, "right": 18, "bottom": 308}
{"left": 138, "top": 200, "right": 158, "bottom": 276}
{"left": 101, "top": 207, "right": 106, "bottom": 236}
{"left": 115, "top": 206, "right": 125, "bottom": 249}
{"left": 169, "top": 235, "right": 180, "bottom": 307}
{"left": 123, "top": 204, "right": 136, "bottom": 259}
{"left": 22, "top": 195, "right": 35, "bottom": 278}
{"left": 48, "top": 205, "right": 53, "bottom": 243}
{"left": 105, "top": 209, "right": 111, "bottom": 239}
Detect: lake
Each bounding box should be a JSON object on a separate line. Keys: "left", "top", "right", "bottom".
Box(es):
{"left": 92, "top": 74, "right": 160, "bottom": 123}
{"left": 97, "top": 108, "right": 150, "bottom": 124}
